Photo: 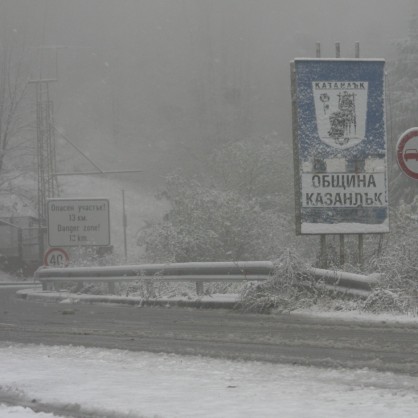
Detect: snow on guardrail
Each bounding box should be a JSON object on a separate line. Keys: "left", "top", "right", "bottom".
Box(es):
{"left": 34, "top": 261, "right": 380, "bottom": 296}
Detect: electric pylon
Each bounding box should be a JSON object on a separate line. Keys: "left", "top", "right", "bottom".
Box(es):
{"left": 34, "top": 80, "right": 58, "bottom": 220}
{"left": 29, "top": 77, "right": 58, "bottom": 261}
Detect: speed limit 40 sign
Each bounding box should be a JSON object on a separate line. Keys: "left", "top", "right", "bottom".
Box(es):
{"left": 43, "top": 247, "right": 69, "bottom": 267}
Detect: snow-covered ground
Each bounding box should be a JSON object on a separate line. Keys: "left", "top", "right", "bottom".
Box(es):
{"left": 0, "top": 343, "right": 418, "bottom": 418}
{"left": 2, "top": 273, "right": 418, "bottom": 416}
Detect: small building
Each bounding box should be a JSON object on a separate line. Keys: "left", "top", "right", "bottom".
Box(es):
{"left": 0, "top": 216, "right": 41, "bottom": 274}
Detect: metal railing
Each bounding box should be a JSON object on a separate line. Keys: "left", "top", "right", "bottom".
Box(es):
{"left": 35, "top": 261, "right": 378, "bottom": 296}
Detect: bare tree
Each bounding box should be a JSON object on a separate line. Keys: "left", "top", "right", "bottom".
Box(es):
{"left": 0, "top": 39, "right": 32, "bottom": 195}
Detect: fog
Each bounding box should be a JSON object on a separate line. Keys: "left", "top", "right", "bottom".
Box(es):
{"left": 1, "top": 0, "right": 414, "bottom": 188}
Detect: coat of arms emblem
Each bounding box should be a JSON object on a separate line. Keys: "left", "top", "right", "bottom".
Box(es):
{"left": 312, "top": 81, "right": 368, "bottom": 149}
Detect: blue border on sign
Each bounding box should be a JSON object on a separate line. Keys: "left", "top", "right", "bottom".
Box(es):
{"left": 292, "top": 59, "right": 388, "bottom": 234}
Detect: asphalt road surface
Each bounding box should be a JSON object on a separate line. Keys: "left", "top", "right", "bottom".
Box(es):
{"left": 1, "top": 286, "right": 418, "bottom": 375}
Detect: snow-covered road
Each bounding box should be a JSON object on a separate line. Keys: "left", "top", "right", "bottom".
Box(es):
{"left": 1, "top": 343, "right": 418, "bottom": 417}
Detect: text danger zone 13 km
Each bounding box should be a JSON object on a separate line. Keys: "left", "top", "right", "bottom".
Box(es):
{"left": 47, "top": 198, "right": 110, "bottom": 247}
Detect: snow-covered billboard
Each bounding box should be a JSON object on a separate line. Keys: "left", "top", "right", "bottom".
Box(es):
{"left": 291, "top": 59, "right": 388, "bottom": 234}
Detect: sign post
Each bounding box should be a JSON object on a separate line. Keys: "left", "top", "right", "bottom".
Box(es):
{"left": 47, "top": 198, "right": 110, "bottom": 247}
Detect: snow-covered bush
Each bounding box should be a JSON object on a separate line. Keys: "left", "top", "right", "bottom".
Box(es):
{"left": 387, "top": 15, "right": 418, "bottom": 204}
{"left": 239, "top": 249, "right": 326, "bottom": 313}
{"left": 364, "top": 198, "right": 418, "bottom": 313}
{"left": 312, "top": 233, "right": 385, "bottom": 273}
{"left": 362, "top": 289, "right": 409, "bottom": 314}
{"left": 67, "top": 246, "right": 117, "bottom": 267}
{"left": 138, "top": 175, "right": 292, "bottom": 263}
{"left": 209, "top": 135, "right": 294, "bottom": 213}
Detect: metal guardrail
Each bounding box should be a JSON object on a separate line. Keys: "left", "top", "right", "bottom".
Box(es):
{"left": 35, "top": 261, "right": 379, "bottom": 296}
{"left": 308, "top": 267, "right": 378, "bottom": 291}
{"left": 0, "top": 281, "right": 41, "bottom": 287}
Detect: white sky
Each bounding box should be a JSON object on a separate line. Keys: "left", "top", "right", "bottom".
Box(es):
{"left": 1, "top": 343, "right": 418, "bottom": 417}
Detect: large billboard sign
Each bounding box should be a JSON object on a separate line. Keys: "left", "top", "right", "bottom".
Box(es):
{"left": 47, "top": 198, "right": 110, "bottom": 247}
{"left": 291, "top": 59, "right": 388, "bottom": 234}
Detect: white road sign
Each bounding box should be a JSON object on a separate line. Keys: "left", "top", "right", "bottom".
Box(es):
{"left": 47, "top": 198, "right": 110, "bottom": 247}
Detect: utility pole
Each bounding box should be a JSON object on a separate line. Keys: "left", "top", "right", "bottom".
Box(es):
{"left": 122, "top": 189, "right": 128, "bottom": 263}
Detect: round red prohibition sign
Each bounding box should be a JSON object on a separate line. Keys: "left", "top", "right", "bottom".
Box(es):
{"left": 43, "top": 247, "right": 69, "bottom": 267}
{"left": 396, "top": 127, "right": 418, "bottom": 180}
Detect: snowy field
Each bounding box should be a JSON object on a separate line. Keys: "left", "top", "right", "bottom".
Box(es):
{"left": 0, "top": 343, "right": 418, "bottom": 417}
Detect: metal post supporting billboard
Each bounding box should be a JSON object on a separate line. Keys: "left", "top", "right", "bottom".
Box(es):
{"left": 358, "top": 234, "right": 364, "bottom": 269}
{"left": 122, "top": 189, "right": 128, "bottom": 263}
{"left": 316, "top": 42, "right": 327, "bottom": 268}
{"left": 355, "top": 42, "right": 364, "bottom": 270}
